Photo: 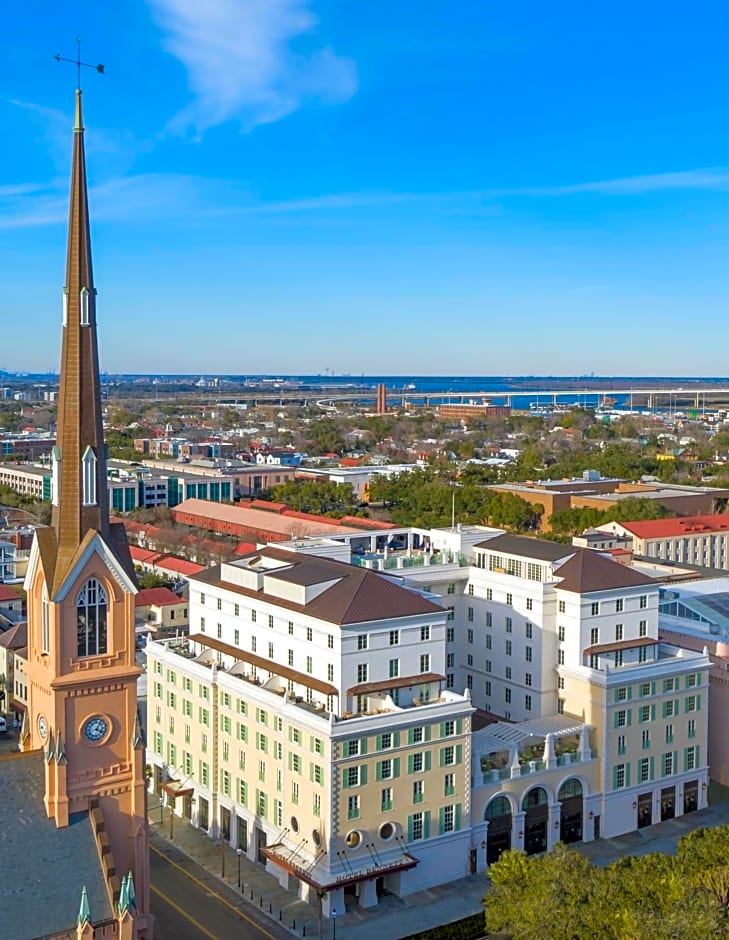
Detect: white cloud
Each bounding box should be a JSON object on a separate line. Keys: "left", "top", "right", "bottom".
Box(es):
{"left": 3, "top": 164, "right": 729, "bottom": 231}
{"left": 148, "top": 0, "right": 357, "bottom": 133}
{"left": 494, "top": 168, "right": 729, "bottom": 197}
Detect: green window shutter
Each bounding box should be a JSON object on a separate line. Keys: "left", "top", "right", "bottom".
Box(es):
{"left": 424, "top": 725, "right": 431, "bottom": 742}
{"left": 455, "top": 804, "right": 462, "bottom": 830}
{"left": 697, "top": 694, "right": 702, "bottom": 711}
{"left": 662, "top": 702, "right": 668, "bottom": 719}
{"left": 627, "top": 687, "right": 633, "bottom": 700}
{"left": 288, "top": 753, "right": 292, "bottom": 771}
{"left": 651, "top": 681, "right": 656, "bottom": 695}
{"left": 408, "top": 755, "right": 414, "bottom": 774}
{"left": 360, "top": 766, "right": 367, "bottom": 786}
{"left": 625, "top": 763, "right": 631, "bottom": 787}
{"left": 393, "top": 758, "right": 400, "bottom": 778}
{"left": 439, "top": 748, "right": 446, "bottom": 768}
{"left": 614, "top": 713, "right": 620, "bottom": 729}
{"left": 683, "top": 748, "right": 689, "bottom": 772}
{"left": 673, "top": 751, "right": 678, "bottom": 774}
{"left": 424, "top": 752, "right": 431, "bottom": 772}
{"left": 376, "top": 762, "right": 382, "bottom": 782}
{"left": 393, "top": 731, "right": 400, "bottom": 747}
{"left": 651, "top": 705, "right": 656, "bottom": 721}
{"left": 696, "top": 745, "right": 700, "bottom": 766}
{"left": 614, "top": 690, "right": 620, "bottom": 704}
{"left": 439, "top": 722, "right": 446, "bottom": 737}
{"left": 288, "top": 727, "right": 292, "bottom": 742}
{"left": 649, "top": 756, "right": 655, "bottom": 781}
{"left": 342, "top": 768, "right": 348, "bottom": 788}
{"left": 408, "top": 729, "right": 414, "bottom": 745}
{"left": 438, "top": 807, "right": 445, "bottom": 834}
{"left": 626, "top": 711, "right": 632, "bottom": 727}
{"left": 407, "top": 815, "right": 414, "bottom": 842}
{"left": 456, "top": 744, "right": 463, "bottom": 764}
{"left": 360, "top": 738, "right": 367, "bottom": 755}
{"left": 456, "top": 719, "right": 463, "bottom": 734}
{"left": 376, "top": 735, "right": 382, "bottom": 751}
{"left": 424, "top": 810, "right": 431, "bottom": 839}
{"left": 309, "top": 764, "right": 314, "bottom": 782}
{"left": 674, "top": 699, "right": 680, "bottom": 716}
{"left": 612, "top": 766, "right": 618, "bottom": 789}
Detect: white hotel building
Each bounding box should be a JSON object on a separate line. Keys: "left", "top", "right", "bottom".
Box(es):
{"left": 147, "top": 526, "right": 711, "bottom": 914}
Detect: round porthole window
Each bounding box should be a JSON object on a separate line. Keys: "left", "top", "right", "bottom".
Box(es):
{"left": 312, "top": 829, "right": 322, "bottom": 848}
{"left": 290, "top": 816, "right": 299, "bottom": 834}
{"left": 345, "top": 829, "right": 362, "bottom": 849}
{"left": 379, "top": 821, "right": 395, "bottom": 841}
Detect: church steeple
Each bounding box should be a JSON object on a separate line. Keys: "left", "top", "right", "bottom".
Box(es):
{"left": 51, "top": 88, "right": 110, "bottom": 592}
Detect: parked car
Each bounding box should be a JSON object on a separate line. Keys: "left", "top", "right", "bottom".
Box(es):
{"left": 0, "top": 717, "right": 7, "bottom": 734}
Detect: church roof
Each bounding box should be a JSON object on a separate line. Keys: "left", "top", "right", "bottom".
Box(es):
{"left": 0, "top": 752, "right": 112, "bottom": 939}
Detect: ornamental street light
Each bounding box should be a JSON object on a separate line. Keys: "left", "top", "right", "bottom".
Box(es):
{"left": 237, "top": 848, "right": 243, "bottom": 888}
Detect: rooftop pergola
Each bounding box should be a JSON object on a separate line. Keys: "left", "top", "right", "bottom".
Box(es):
{"left": 474, "top": 715, "right": 591, "bottom": 756}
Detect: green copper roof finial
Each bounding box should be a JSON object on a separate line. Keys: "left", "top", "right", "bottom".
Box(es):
{"left": 77, "top": 885, "right": 91, "bottom": 925}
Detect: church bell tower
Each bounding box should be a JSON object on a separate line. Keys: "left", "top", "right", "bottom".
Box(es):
{"left": 23, "top": 87, "right": 152, "bottom": 936}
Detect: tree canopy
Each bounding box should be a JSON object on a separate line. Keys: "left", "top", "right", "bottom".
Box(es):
{"left": 484, "top": 829, "right": 729, "bottom": 939}
{"left": 368, "top": 469, "right": 541, "bottom": 530}
{"left": 549, "top": 496, "right": 673, "bottom": 536}
{"left": 268, "top": 480, "right": 360, "bottom": 518}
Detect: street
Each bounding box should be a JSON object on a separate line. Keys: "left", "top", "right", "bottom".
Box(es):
{"left": 150, "top": 837, "right": 292, "bottom": 940}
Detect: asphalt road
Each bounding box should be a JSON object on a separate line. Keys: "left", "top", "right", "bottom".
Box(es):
{"left": 150, "top": 837, "right": 292, "bottom": 940}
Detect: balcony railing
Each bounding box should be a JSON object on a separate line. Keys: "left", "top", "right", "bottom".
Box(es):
{"left": 480, "top": 748, "right": 598, "bottom": 786}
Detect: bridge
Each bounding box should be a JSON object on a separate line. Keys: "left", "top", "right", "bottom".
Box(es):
{"left": 314, "top": 385, "right": 729, "bottom": 412}
{"left": 212, "top": 384, "right": 729, "bottom": 412}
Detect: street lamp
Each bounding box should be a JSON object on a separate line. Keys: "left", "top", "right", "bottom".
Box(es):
{"left": 158, "top": 796, "right": 164, "bottom": 824}
{"left": 237, "top": 848, "right": 243, "bottom": 888}
{"left": 332, "top": 907, "right": 337, "bottom": 940}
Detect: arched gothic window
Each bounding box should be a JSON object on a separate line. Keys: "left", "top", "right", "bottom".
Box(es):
{"left": 80, "top": 288, "right": 90, "bottom": 326}
{"left": 76, "top": 578, "right": 108, "bottom": 657}
{"left": 41, "top": 585, "right": 50, "bottom": 655}
{"left": 82, "top": 446, "right": 97, "bottom": 506}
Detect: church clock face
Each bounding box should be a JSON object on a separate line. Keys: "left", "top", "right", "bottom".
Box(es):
{"left": 38, "top": 715, "right": 48, "bottom": 740}
{"left": 82, "top": 715, "right": 109, "bottom": 744}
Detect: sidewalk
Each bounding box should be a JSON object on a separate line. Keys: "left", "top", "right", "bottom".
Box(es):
{"left": 575, "top": 800, "right": 729, "bottom": 867}
{"left": 149, "top": 801, "right": 729, "bottom": 940}
{"left": 148, "top": 813, "right": 487, "bottom": 939}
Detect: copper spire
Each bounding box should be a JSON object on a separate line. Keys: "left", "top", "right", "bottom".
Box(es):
{"left": 51, "top": 89, "right": 110, "bottom": 584}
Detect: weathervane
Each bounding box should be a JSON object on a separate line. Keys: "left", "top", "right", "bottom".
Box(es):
{"left": 54, "top": 37, "right": 105, "bottom": 89}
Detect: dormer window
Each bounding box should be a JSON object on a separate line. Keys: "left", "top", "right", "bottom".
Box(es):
{"left": 80, "top": 288, "right": 90, "bottom": 326}
{"left": 62, "top": 289, "right": 68, "bottom": 327}
{"left": 51, "top": 446, "right": 61, "bottom": 506}
{"left": 82, "top": 446, "right": 97, "bottom": 506}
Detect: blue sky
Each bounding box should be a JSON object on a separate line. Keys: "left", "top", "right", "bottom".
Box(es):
{"left": 3, "top": 1, "right": 729, "bottom": 375}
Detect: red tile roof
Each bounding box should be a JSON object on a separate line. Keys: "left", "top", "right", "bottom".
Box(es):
{"left": 134, "top": 587, "right": 183, "bottom": 608}
{"left": 618, "top": 514, "right": 729, "bottom": 539}
{"left": 0, "top": 584, "right": 20, "bottom": 602}
{"left": 129, "top": 545, "right": 159, "bottom": 564}
{"left": 154, "top": 556, "right": 205, "bottom": 577}
{"left": 234, "top": 541, "right": 258, "bottom": 555}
